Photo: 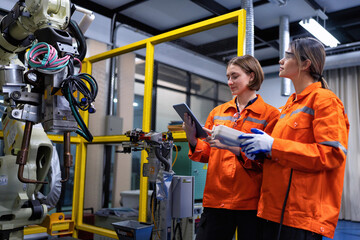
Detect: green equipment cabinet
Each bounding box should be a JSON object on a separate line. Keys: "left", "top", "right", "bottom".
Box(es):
{"left": 172, "top": 142, "right": 207, "bottom": 200}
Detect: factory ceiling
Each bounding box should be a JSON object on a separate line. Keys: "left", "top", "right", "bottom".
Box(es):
{"left": 28, "top": 0, "right": 360, "bottom": 66}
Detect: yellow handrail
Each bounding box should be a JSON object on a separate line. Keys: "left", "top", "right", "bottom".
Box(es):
{"left": 75, "top": 9, "right": 246, "bottom": 238}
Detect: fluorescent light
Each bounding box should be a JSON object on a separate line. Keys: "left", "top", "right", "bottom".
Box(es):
{"left": 299, "top": 18, "right": 340, "bottom": 48}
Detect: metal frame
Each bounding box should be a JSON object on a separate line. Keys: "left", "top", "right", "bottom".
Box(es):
{"left": 0, "top": 9, "right": 245, "bottom": 239}
{"left": 73, "top": 9, "right": 245, "bottom": 238}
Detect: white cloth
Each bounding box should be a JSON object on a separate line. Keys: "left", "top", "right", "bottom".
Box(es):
{"left": 325, "top": 66, "right": 360, "bottom": 221}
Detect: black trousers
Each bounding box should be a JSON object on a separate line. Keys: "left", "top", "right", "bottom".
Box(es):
{"left": 257, "top": 218, "right": 323, "bottom": 240}
{"left": 195, "top": 207, "right": 259, "bottom": 240}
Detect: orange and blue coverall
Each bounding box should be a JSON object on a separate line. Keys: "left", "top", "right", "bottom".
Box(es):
{"left": 189, "top": 95, "right": 280, "bottom": 210}
{"left": 257, "top": 82, "right": 350, "bottom": 238}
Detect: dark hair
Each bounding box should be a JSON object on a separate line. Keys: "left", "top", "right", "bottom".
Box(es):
{"left": 227, "top": 55, "right": 264, "bottom": 91}
{"left": 290, "top": 37, "right": 329, "bottom": 89}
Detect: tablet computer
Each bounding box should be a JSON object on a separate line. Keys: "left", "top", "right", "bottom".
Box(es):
{"left": 173, "top": 103, "right": 208, "bottom": 138}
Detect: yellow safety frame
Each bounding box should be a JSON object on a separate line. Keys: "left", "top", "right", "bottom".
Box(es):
{"left": 73, "top": 9, "right": 246, "bottom": 239}
{"left": 0, "top": 9, "right": 246, "bottom": 239}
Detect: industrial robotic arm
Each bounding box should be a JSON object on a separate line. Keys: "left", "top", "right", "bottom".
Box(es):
{"left": 120, "top": 129, "right": 173, "bottom": 175}
{"left": 118, "top": 129, "right": 174, "bottom": 240}
{"left": 0, "top": 1, "right": 96, "bottom": 239}
{"left": 0, "top": 0, "right": 71, "bottom": 65}
{"left": 119, "top": 129, "right": 194, "bottom": 240}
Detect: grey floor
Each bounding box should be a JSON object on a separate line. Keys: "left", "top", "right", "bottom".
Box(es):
{"left": 23, "top": 219, "right": 360, "bottom": 239}
{"left": 324, "top": 220, "right": 360, "bottom": 240}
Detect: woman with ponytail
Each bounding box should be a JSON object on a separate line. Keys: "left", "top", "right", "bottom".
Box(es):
{"left": 238, "top": 38, "right": 350, "bottom": 239}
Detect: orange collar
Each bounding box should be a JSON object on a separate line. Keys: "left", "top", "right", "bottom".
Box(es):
{"left": 290, "top": 82, "right": 322, "bottom": 102}
{"left": 223, "top": 94, "right": 265, "bottom": 114}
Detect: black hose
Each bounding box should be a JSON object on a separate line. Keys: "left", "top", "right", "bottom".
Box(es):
{"left": 150, "top": 183, "right": 157, "bottom": 212}
{"left": 172, "top": 220, "right": 176, "bottom": 240}
{"left": 61, "top": 73, "right": 98, "bottom": 142}
{"left": 178, "top": 222, "right": 183, "bottom": 240}
{"left": 276, "top": 168, "right": 293, "bottom": 240}
{"left": 172, "top": 221, "right": 184, "bottom": 240}
{"left": 68, "top": 20, "right": 87, "bottom": 61}
{"left": 154, "top": 145, "right": 170, "bottom": 171}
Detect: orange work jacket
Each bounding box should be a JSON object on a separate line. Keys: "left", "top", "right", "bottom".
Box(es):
{"left": 257, "top": 82, "right": 350, "bottom": 238}
{"left": 189, "top": 95, "right": 280, "bottom": 210}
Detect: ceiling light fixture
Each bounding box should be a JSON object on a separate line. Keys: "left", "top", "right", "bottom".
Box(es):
{"left": 299, "top": 18, "right": 340, "bottom": 48}
{"left": 268, "top": 0, "right": 289, "bottom": 7}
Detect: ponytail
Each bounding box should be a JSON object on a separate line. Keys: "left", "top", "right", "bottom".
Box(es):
{"left": 319, "top": 77, "right": 329, "bottom": 89}
{"left": 291, "top": 38, "right": 329, "bottom": 89}
{"left": 310, "top": 72, "right": 329, "bottom": 89}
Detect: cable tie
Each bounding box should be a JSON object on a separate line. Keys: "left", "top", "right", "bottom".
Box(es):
{"left": 41, "top": 53, "right": 49, "bottom": 66}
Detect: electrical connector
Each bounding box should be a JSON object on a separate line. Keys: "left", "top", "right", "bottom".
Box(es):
{"left": 80, "top": 97, "right": 87, "bottom": 106}
{"left": 88, "top": 103, "right": 96, "bottom": 113}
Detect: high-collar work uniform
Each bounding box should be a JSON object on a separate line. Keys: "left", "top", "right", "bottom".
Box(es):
{"left": 189, "top": 95, "right": 280, "bottom": 210}
{"left": 258, "top": 82, "right": 350, "bottom": 239}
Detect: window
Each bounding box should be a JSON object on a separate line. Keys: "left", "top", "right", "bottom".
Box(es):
{"left": 218, "top": 83, "right": 233, "bottom": 103}
{"left": 190, "top": 96, "right": 214, "bottom": 124}
{"left": 158, "top": 64, "right": 187, "bottom": 91}
{"left": 156, "top": 88, "right": 186, "bottom": 132}
{"left": 191, "top": 74, "right": 216, "bottom": 98}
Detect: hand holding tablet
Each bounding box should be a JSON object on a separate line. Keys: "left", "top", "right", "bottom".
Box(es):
{"left": 173, "top": 103, "right": 208, "bottom": 138}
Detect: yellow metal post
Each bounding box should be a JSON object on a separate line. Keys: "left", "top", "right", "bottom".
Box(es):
{"left": 79, "top": 60, "right": 91, "bottom": 127}
{"left": 138, "top": 41, "right": 155, "bottom": 222}
{"left": 238, "top": 10, "right": 246, "bottom": 56}
{"left": 236, "top": 11, "right": 246, "bottom": 240}
{"left": 71, "top": 142, "right": 82, "bottom": 239}
{"left": 142, "top": 42, "right": 155, "bottom": 133}
{"left": 71, "top": 60, "right": 91, "bottom": 238}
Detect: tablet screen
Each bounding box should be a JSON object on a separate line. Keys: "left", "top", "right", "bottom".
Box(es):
{"left": 173, "top": 103, "right": 208, "bottom": 138}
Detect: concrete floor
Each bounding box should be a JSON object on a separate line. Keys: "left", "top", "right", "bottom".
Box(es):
{"left": 324, "top": 220, "right": 360, "bottom": 240}
{"left": 23, "top": 219, "right": 360, "bottom": 239}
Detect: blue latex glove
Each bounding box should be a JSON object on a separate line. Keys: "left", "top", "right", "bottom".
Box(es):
{"left": 243, "top": 152, "right": 257, "bottom": 161}
{"left": 239, "top": 128, "right": 274, "bottom": 157}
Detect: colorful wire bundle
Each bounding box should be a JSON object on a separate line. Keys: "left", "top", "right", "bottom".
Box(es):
{"left": 61, "top": 73, "right": 98, "bottom": 142}
{"left": 26, "top": 41, "right": 94, "bottom": 142}
{"left": 26, "top": 42, "right": 80, "bottom": 71}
